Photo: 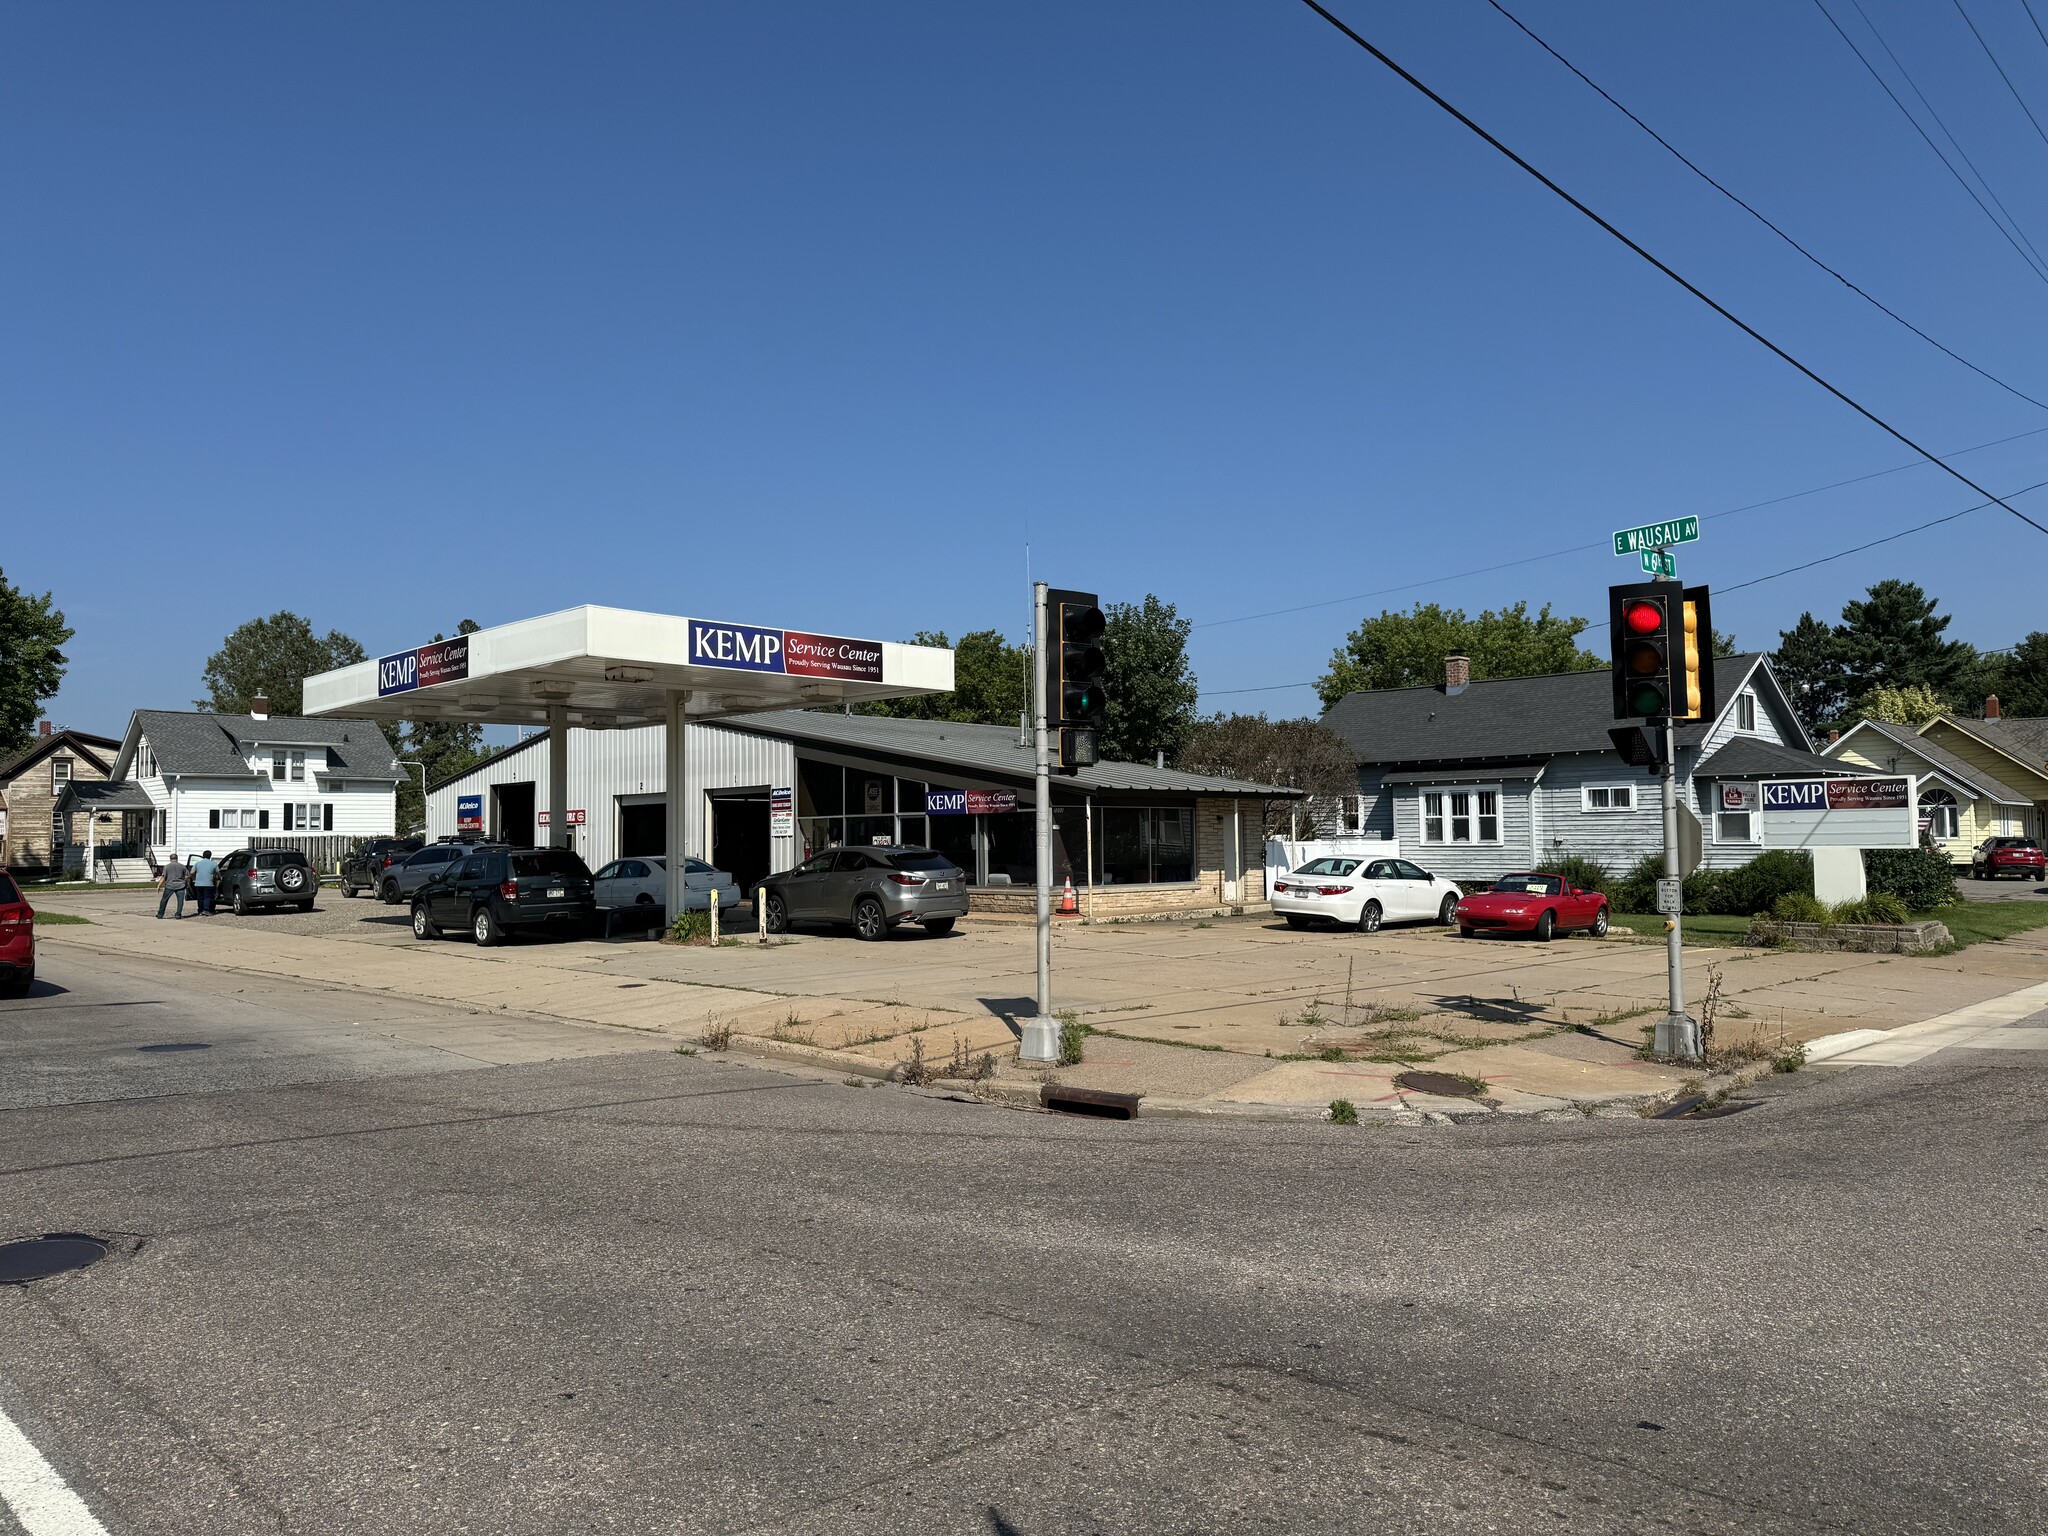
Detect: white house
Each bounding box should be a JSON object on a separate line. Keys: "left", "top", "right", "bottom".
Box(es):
{"left": 78, "top": 700, "right": 401, "bottom": 872}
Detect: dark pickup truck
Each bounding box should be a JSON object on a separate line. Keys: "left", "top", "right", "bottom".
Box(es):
{"left": 340, "top": 837, "right": 424, "bottom": 898}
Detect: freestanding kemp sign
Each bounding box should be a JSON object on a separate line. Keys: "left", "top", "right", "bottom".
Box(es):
{"left": 1749, "top": 777, "right": 1916, "bottom": 848}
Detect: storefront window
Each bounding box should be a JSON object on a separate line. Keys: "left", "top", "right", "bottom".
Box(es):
{"left": 897, "top": 814, "right": 927, "bottom": 849}
{"left": 846, "top": 816, "right": 894, "bottom": 847}
{"left": 985, "top": 812, "right": 1037, "bottom": 886}
{"left": 1096, "top": 804, "right": 1195, "bottom": 885}
{"left": 848, "top": 770, "right": 893, "bottom": 821}
{"left": 798, "top": 761, "right": 842, "bottom": 817}
{"left": 929, "top": 815, "right": 977, "bottom": 881}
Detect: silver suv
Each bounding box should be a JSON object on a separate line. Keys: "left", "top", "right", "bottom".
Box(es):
{"left": 380, "top": 843, "right": 497, "bottom": 904}
{"left": 757, "top": 846, "right": 969, "bottom": 940}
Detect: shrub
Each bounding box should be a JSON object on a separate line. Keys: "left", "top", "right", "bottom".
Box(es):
{"left": 667, "top": 908, "right": 712, "bottom": 942}
{"left": 1056, "top": 1010, "right": 1088, "bottom": 1067}
{"left": 1328, "top": 1099, "right": 1359, "bottom": 1126}
{"left": 1833, "top": 892, "right": 1910, "bottom": 925}
{"left": 1535, "top": 854, "right": 1611, "bottom": 894}
{"left": 1611, "top": 854, "right": 1664, "bottom": 914}
{"left": 1863, "top": 847, "right": 1956, "bottom": 911}
{"left": 1681, "top": 867, "right": 1726, "bottom": 915}
{"left": 1714, "top": 850, "right": 1812, "bottom": 916}
{"left": 1771, "top": 891, "right": 1830, "bottom": 924}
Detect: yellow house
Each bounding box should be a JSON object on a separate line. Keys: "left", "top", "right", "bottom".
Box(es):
{"left": 1917, "top": 710, "right": 2048, "bottom": 848}
{"left": 1826, "top": 717, "right": 2039, "bottom": 866}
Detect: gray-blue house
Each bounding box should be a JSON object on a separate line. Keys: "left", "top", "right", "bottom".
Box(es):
{"left": 1317, "top": 653, "right": 1866, "bottom": 883}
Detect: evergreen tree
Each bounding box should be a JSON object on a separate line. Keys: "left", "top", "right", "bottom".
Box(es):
{"left": 1834, "top": 580, "right": 1977, "bottom": 707}
{"left": 1772, "top": 612, "right": 1848, "bottom": 734}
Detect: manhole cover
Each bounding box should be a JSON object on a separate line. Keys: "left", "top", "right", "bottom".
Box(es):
{"left": 136, "top": 1042, "right": 211, "bottom": 1053}
{"left": 1394, "top": 1070, "right": 1484, "bottom": 1100}
{"left": 0, "top": 1234, "right": 108, "bottom": 1285}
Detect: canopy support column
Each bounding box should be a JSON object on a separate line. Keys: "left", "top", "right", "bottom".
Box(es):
{"left": 547, "top": 702, "right": 570, "bottom": 850}
{"left": 665, "top": 689, "right": 689, "bottom": 925}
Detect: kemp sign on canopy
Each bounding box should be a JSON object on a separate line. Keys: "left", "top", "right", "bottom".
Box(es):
{"left": 378, "top": 636, "right": 470, "bottom": 698}
{"left": 686, "top": 620, "right": 884, "bottom": 683}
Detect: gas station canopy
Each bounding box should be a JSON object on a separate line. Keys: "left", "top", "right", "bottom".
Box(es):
{"left": 303, "top": 605, "right": 953, "bottom": 728}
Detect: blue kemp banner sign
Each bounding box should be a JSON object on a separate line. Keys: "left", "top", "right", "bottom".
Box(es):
{"left": 455, "top": 794, "right": 483, "bottom": 832}
{"left": 1760, "top": 780, "right": 1828, "bottom": 812}
{"left": 687, "top": 620, "right": 884, "bottom": 683}
{"left": 927, "top": 789, "right": 1018, "bottom": 815}
{"left": 377, "top": 636, "right": 470, "bottom": 697}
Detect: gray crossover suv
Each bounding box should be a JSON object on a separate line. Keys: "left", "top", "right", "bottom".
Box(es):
{"left": 758, "top": 846, "right": 969, "bottom": 940}
{"left": 381, "top": 842, "right": 497, "bottom": 904}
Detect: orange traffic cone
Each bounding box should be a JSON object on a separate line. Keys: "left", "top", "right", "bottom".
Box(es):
{"left": 1059, "top": 875, "right": 1078, "bottom": 914}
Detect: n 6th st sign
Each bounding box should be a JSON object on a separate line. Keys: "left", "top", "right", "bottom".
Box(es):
{"left": 1612, "top": 516, "right": 1699, "bottom": 557}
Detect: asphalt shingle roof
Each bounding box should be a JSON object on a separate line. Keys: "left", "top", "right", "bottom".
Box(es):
{"left": 1829, "top": 720, "right": 2036, "bottom": 805}
{"left": 1320, "top": 655, "right": 1765, "bottom": 765}
{"left": 1693, "top": 737, "right": 1863, "bottom": 780}
{"left": 0, "top": 729, "right": 118, "bottom": 782}
{"left": 1940, "top": 715, "right": 2048, "bottom": 777}
{"left": 55, "top": 780, "right": 156, "bottom": 812}
{"left": 131, "top": 711, "right": 402, "bottom": 783}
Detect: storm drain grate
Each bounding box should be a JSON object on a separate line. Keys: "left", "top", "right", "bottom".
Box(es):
{"left": 0, "top": 1234, "right": 108, "bottom": 1285}
{"left": 1042, "top": 1085, "right": 1142, "bottom": 1119}
{"left": 136, "top": 1042, "right": 212, "bottom": 1053}
{"left": 1656, "top": 1096, "right": 1761, "bottom": 1121}
{"left": 1394, "top": 1070, "right": 1485, "bottom": 1100}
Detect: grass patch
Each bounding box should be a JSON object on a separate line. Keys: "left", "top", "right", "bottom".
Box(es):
{"left": 1608, "top": 913, "right": 1753, "bottom": 948}
{"left": 1925, "top": 902, "right": 2048, "bottom": 950}
{"left": 31, "top": 911, "right": 91, "bottom": 926}
{"left": 1089, "top": 1025, "right": 1226, "bottom": 1053}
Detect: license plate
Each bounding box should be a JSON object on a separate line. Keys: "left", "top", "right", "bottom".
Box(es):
{"left": 547, "top": 887, "right": 565, "bottom": 899}
{"left": 935, "top": 882, "right": 952, "bottom": 891}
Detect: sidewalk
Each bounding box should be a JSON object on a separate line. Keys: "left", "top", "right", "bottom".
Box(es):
{"left": 34, "top": 887, "right": 2048, "bottom": 1120}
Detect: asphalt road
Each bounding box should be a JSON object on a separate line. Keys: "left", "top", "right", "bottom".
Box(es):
{"left": 1, "top": 947, "right": 2043, "bottom": 1534}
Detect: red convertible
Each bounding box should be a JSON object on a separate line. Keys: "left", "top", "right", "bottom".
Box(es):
{"left": 1455, "top": 873, "right": 1609, "bottom": 941}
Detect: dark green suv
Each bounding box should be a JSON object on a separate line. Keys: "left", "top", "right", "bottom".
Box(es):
{"left": 410, "top": 847, "right": 597, "bottom": 946}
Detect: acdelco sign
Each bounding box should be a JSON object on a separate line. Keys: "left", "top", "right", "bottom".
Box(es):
{"left": 687, "top": 620, "right": 883, "bottom": 683}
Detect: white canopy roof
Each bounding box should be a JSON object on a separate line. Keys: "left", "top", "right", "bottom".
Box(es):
{"left": 303, "top": 605, "right": 953, "bottom": 729}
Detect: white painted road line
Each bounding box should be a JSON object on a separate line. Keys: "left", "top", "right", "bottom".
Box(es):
{"left": 0, "top": 1402, "right": 109, "bottom": 1536}
{"left": 1808, "top": 980, "right": 2048, "bottom": 1068}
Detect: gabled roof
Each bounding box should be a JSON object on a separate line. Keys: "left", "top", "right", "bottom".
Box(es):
{"left": 1321, "top": 654, "right": 1770, "bottom": 766}
{"left": 0, "top": 729, "right": 119, "bottom": 782}
{"left": 1827, "top": 719, "right": 2036, "bottom": 806}
{"left": 428, "top": 713, "right": 1298, "bottom": 798}
{"left": 120, "top": 710, "right": 402, "bottom": 784}
{"left": 55, "top": 780, "right": 156, "bottom": 813}
{"left": 1932, "top": 714, "right": 2048, "bottom": 780}
{"left": 1693, "top": 737, "right": 1864, "bottom": 781}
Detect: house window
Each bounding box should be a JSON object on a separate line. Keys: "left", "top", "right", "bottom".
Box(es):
{"left": 1922, "top": 788, "right": 1959, "bottom": 840}
{"left": 1716, "top": 809, "right": 1757, "bottom": 844}
{"left": 1737, "top": 693, "right": 1758, "bottom": 732}
{"left": 52, "top": 757, "right": 72, "bottom": 794}
{"left": 290, "top": 750, "right": 306, "bottom": 783}
{"left": 1341, "top": 795, "right": 1363, "bottom": 832}
{"left": 209, "top": 809, "right": 220, "bottom": 830}
{"left": 1421, "top": 787, "right": 1501, "bottom": 844}
{"left": 1582, "top": 784, "right": 1636, "bottom": 813}
{"left": 272, "top": 751, "right": 287, "bottom": 782}
{"left": 137, "top": 742, "right": 154, "bottom": 778}
{"left": 241, "top": 809, "right": 257, "bottom": 828}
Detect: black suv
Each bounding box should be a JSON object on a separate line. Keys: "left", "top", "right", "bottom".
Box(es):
{"left": 217, "top": 848, "right": 318, "bottom": 914}
{"left": 410, "top": 847, "right": 597, "bottom": 946}
{"left": 340, "top": 837, "right": 424, "bottom": 898}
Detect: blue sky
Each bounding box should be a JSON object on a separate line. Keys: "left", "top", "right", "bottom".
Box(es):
{"left": 9, "top": 0, "right": 2048, "bottom": 733}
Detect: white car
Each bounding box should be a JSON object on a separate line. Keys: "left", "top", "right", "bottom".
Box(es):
{"left": 592, "top": 856, "right": 741, "bottom": 919}
{"left": 1270, "top": 855, "right": 1464, "bottom": 933}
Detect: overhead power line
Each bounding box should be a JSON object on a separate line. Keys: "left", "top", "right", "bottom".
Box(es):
{"left": 1815, "top": 0, "right": 2048, "bottom": 283}
{"left": 1949, "top": 0, "right": 2048, "bottom": 156}
{"left": 1291, "top": 0, "right": 2048, "bottom": 542}
{"left": 2025, "top": 0, "right": 2048, "bottom": 60}
{"left": 1482, "top": 0, "right": 2048, "bottom": 412}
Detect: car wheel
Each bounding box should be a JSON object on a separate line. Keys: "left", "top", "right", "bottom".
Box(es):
{"left": 233, "top": 889, "right": 249, "bottom": 917}
{"left": 1458, "top": 925, "right": 1474, "bottom": 939}
{"left": 341, "top": 884, "right": 356, "bottom": 899}
{"left": 1284, "top": 915, "right": 1312, "bottom": 930}
{"left": 765, "top": 894, "right": 789, "bottom": 934}
{"left": 1438, "top": 893, "right": 1460, "bottom": 925}
{"left": 853, "top": 897, "right": 888, "bottom": 942}
{"left": 1590, "top": 906, "right": 1610, "bottom": 938}
{"left": 1534, "top": 910, "right": 1556, "bottom": 942}
{"left": 922, "top": 917, "right": 956, "bottom": 937}
{"left": 1358, "top": 900, "right": 1382, "bottom": 934}
{"left": 382, "top": 879, "right": 400, "bottom": 904}
{"left": 411, "top": 905, "right": 438, "bottom": 941}
{"left": 297, "top": 901, "right": 314, "bottom": 913}
{"left": 1, "top": 968, "right": 29, "bottom": 999}
{"left": 473, "top": 906, "right": 504, "bottom": 946}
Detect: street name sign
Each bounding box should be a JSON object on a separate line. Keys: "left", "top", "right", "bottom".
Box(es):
{"left": 1639, "top": 549, "right": 1676, "bottom": 578}
{"left": 1612, "top": 516, "right": 1699, "bottom": 556}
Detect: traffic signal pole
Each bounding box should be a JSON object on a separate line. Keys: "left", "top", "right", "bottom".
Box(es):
{"left": 1019, "top": 580, "right": 1058, "bottom": 1062}
{"left": 1651, "top": 569, "right": 1700, "bottom": 1062}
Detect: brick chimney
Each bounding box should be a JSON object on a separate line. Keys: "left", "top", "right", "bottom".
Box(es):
{"left": 1444, "top": 653, "right": 1471, "bottom": 695}
{"left": 38, "top": 720, "right": 51, "bottom": 739}
{"left": 250, "top": 695, "right": 270, "bottom": 721}
{"left": 1985, "top": 694, "right": 2002, "bottom": 720}
{"left": 1828, "top": 728, "right": 1840, "bottom": 745}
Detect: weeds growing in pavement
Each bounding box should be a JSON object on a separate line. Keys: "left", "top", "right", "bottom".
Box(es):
{"left": 900, "top": 1035, "right": 934, "bottom": 1086}
{"left": 1056, "top": 1009, "right": 1089, "bottom": 1067}
{"left": 947, "top": 1036, "right": 998, "bottom": 1082}
{"left": 700, "top": 1018, "right": 734, "bottom": 1051}
{"left": 770, "top": 1009, "right": 808, "bottom": 1042}
{"left": 673, "top": 1046, "right": 699, "bottom": 1057}
{"left": 1328, "top": 1099, "right": 1359, "bottom": 1126}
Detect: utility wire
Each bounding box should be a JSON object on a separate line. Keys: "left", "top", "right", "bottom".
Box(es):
{"left": 1482, "top": 0, "right": 2048, "bottom": 411}
{"left": 1949, "top": 0, "right": 2048, "bottom": 155}
{"left": 1291, "top": 0, "right": 2048, "bottom": 543}
{"left": 1197, "top": 478, "right": 2048, "bottom": 697}
{"left": 1819, "top": 0, "right": 2048, "bottom": 282}
{"left": 2025, "top": 0, "right": 2048, "bottom": 59}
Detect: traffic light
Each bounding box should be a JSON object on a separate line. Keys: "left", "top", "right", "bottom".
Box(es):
{"left": 1677, "top": 584, "right": 1716, "bottom": 724}
{"left": 1607, "top": 725, "right": 1662, "bottom": 769}
{"left": 1609, "top": 582, "right": 1673, "bottom": 720}
{"left": 1046, "top": 588, "right": 1106, "bottom": 773}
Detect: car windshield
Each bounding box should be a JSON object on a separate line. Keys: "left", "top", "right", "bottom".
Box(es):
{"left": 1491, "top": 875, "right": 1562, "bottom": 896}
{"left": 1294, "top": 858, "right": 1360, "bottom": 876}
{"left": 511, "top": 851, "right": 592, "bottom": 879}
{"left": 888, "top": 852, "right": 955, "bottom": 872}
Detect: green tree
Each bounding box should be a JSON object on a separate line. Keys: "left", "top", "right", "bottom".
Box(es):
{"left": 0, "top": 569, "right": 75, "bottom": 759}
{"left": 1175, "top": 713, "right": 1355, "bottom": 836}
{"left": 1316, "top": 601, "right": 1600, "bottom": 707}
{"left": 1102, "top": 594, "right": 1199, "bottom": 764}
{"left": 1853, "top": 683, "right": 1949, "bottom": 727}
{"left": 199, "top": 612, "right": 367, "bottom": 718}
{"left": 857, "top": 629, "right": 1029, "bottom": 725}
{"left": 1983, "top": 632, "right": 2048, "bottom": 717}
{"left": 1773, "top": 612, "right": 1848, "bottom": 734}
{"left": 1712, "top": 628, "right": 1740, "bottom": 658}
{"left": 1835, "top": 580, "right": 1977, "bottom": 708}
{"left": 394, "top": 620, "right": 485, "bottom": 833}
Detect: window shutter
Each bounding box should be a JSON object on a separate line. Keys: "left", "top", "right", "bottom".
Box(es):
{"left": 323, "top": 804, "right": 334, "bottom": 832}
{"left": 259, "top": 810, "right": 270, "bottom": 830}
{"left": 209, "top": 810, "right": 221, "bottom": 829}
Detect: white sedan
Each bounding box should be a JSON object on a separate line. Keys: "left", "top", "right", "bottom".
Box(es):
{"left": 1270, "top": 856, "right": 1464, "bottom": 933}
{"left": 592, "top": 856, "right": 741, "bottom": 919}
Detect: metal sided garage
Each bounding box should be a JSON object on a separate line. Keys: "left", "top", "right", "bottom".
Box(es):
{"left": 425, "top": 710, "right": 1295, "bottom": 919}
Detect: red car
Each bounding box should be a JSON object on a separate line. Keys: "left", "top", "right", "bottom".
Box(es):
{"left": 1972, "top": 837, "right": 2045, "bottom": 881}
{"left": 1455, "top": 872, "right": 1609, "bottom": 941}
{"left": 0, "top": 870, "right": 34, "bottom": 997}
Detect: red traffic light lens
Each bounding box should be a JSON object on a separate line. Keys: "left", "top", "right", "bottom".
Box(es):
{"left": 1622, "top": 600, "right": 1664, "bottom": 635}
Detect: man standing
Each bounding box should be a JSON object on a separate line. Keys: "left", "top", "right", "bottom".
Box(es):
{"left": 156, "top": 853, "right": 189, "bottom": 919}
{"left": 189, "top": 849, "right": 218, "bottom": 915}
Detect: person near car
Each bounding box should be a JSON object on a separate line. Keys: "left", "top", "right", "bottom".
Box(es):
{"left": 156, "top": 853, "right": 190, "bottom": 919}
{"left": 188, "top": 850, "right": 219, "bottom": 914}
